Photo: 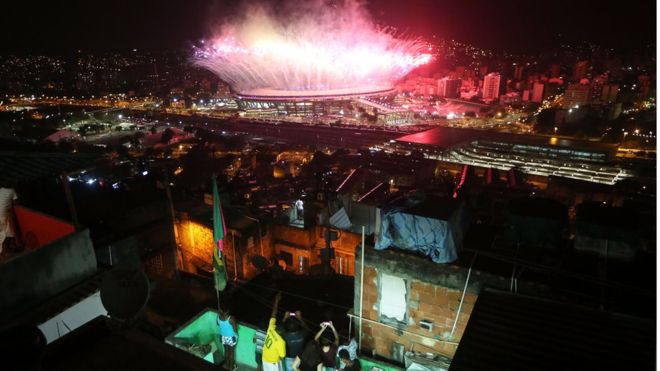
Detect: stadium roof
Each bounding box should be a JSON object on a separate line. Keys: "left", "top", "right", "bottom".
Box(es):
{"left": 235, "top": 86, "right": 395, "bottom": 101}
{"left": 449, "top": 289, "right": 655, "bottom": 370}
{"left": 396, "top": 127, "right": 619, "bottom": 153}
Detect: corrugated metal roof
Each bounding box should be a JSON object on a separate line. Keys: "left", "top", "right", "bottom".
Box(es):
{"left": 449, "top": 289, "right": 655, "bottom": 370}
{"left": 0, "top": 151, "right": 100, "bottom": 185}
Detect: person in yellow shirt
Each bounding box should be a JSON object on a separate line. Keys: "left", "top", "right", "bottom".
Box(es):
{"left": 262, "top": 292, "right": 286, "bottom": 371}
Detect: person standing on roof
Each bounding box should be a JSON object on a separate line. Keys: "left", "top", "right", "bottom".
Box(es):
{"left": 0, "top": 182, "right": 18, "bottom": 256}
{"left": 337, "top": 337, "right": 357, "bottom": 370}
{"left": 314, "top": 321, "right": 339, "bottom": 371}
{"left": 263, "top": 292, "right": 286, "bottom": 371}
{"left": 338, "top": 349, "right": 360, "bottom": 371}
{"left": 292, "top": 340, "right": 323, "bottom": 371}
{"left": 282, "top": 310, "right": 309, "bottom": 371}
{"left": 217, "top": 303, "right": 238, "bottom": 371}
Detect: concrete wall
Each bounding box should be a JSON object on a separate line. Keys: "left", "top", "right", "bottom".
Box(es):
{"left": 94, "top": 218, "right": 177, "bottom": 279}
{"left": 0, "top": 228, "right": 97, "bottom": 318}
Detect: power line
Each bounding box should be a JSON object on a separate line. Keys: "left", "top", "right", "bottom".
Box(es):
{"left": 238, "top": 279, "right": 353, "bottom": 311}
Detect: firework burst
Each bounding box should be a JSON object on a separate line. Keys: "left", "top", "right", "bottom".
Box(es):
{"left": 193, "top": 0, "right": 433, "bottom": 94}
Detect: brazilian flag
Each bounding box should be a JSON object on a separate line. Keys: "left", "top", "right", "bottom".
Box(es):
{"left": 212, "top": 176, "right": 228, "bottom": 291}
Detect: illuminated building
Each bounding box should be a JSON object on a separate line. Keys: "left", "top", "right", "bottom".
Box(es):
{"left": 590, "top": 74, "right": 608, "bottom": 103}
{"left": 563, "top": 83, "right": 591, "bottom": 109}
{"left": 638, "top": 74, "right": 651, "bottom": 99}
{"left": 600, "top": 84, "right": 619, "bottom": 103}
{"left": 531, "top": 82, "right": 544, "bottom": 103}
{"left": 522, "top": 89, "right": 530, "bottom": 101}
{"left": 437, "top": 77, "right": 461, "bottom": 98}
{"left": 481, "top": 73, "right": 501, "bottom": 102}
{"left": 513, "top": 64, "right": 524, "bottom": 80}
{"left": 573, "top": 60, "right": 589, "bottom": 81}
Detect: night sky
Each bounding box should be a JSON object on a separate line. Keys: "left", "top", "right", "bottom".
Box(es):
{"left": 0, "top": 0, "right": 655, "bottom": 53}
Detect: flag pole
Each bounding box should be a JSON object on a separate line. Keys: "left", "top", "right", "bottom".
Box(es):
{"left": 216, "top": 288, "right": 221, "bottom": 314}
{"left": 212, "top": 174, "right": 221, "bottom": 315}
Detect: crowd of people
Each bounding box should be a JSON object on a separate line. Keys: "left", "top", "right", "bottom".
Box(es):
{"left": 218, "top": 292, "right": 360, "bottom": 371}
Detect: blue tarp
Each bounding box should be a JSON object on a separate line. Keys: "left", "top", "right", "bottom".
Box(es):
{"left": 375, "top": 194, "right": 465, "bottom": 263}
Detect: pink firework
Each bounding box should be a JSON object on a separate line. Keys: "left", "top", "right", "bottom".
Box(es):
{"left": 193, "top": 0, "right": 433, "bottom": 94}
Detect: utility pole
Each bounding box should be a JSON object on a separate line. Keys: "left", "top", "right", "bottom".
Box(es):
{"left": 322, "top": 228, "right": 338, "bottom": 275}
{"left": 162, "top": 166, "right": 180, "bottom": 276}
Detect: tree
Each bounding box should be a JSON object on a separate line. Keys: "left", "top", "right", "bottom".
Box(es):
{"left": 160, "top": 128, "right": 174, "bottom": 144}
{"left": 131, "top": 131, "right": 145, "bottom": 147}
{"left": 115, "top": 144, "right": 129, "bottom": 157}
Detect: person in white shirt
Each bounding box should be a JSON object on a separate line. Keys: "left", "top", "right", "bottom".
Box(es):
{"left": 0, "top": 185, "right": 18, "bottom": 254}
{"left": 337, "top": 338, "right": 357, "bottom": 369}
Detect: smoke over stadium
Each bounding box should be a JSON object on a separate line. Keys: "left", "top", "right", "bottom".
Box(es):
{"left": 193, "top": 0, "right": 432, "bottom": 96}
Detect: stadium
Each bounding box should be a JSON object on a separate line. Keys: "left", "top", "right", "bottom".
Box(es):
{"left": 193, "top": 1, "right": 431, "bottom": 123}
{"left": 233, "top": 86, "right": 398, "bottom": 117}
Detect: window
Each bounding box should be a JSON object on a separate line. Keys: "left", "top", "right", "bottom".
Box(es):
{"left": 379, "top": 273, "right": 407, "bottom": 322}
{"left": 279, "top": 251, "right": 293, "bottom": 268}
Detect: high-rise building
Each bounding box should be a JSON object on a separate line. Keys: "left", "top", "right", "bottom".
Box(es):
{"left": 638, "top": 75, "right": 651, "bottom": 100}
{"left": 531, "top": 82, "right": 544, "bottom": 103}
{"left": 417, "top": 77, "right": 437, "bottom": 96}
{"left": 514, "top": 65, "right": 524, "bottom": 80}
{"left": 550, "top": 64, "right": 560, "bottom": 78}
{"left": 563, "top": 83, "right": 591, "bottom": 109}
{"left": 522, "top": 89, "right": 531, "bottom": 101}
{"left": 601, "top": 84, "right": 619, "bottom": 103}
{"left": 482, "top": 73, "right": 501, "bottom": 102}
{"left": 590, "top": 74, "right": 608, "bottom": 103}
{"left": 573, "top": 61, "right": 589, "bottom": 81}
{"left": 437, "top": 77, "right": 461, "bottom": 98}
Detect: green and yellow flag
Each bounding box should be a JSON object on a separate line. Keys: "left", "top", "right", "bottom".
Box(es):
{"left": 212, "top": 176, "right": 228, "bottom": 291}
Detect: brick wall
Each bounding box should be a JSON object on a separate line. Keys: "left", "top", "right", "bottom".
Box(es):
{"left": 354, "top": 247, "right": 515, "bottom": 362}
{"left": 357, "top": 266, "right": 475, "bottom": 359}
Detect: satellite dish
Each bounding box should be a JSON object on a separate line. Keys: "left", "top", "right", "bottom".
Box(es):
{"left": 100, "top": 268, "right": 150, "bottom": 321}
{"left": 251, "top": 255, "right": 269, "bottom": 270}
